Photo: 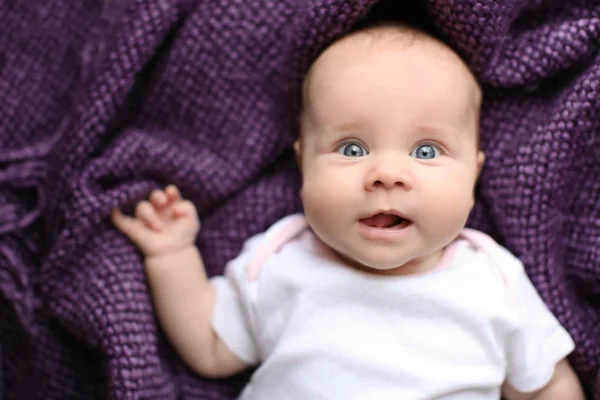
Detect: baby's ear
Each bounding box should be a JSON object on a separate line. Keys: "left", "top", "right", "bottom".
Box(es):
{"left": 293, "top": 140, "right": 302, "bottom": 169}
{"left": 476, "top": 151, "right": 485, "bottom": 178}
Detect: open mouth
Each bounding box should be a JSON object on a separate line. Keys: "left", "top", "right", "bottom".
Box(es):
{"left": 359, "top": 212, "right": 411, "bottom": 230}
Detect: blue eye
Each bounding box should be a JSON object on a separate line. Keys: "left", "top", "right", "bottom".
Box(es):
{"left": 338, "top": 142, "right": 368, "bottom": 157}
{"left": 410, "top": 144, "right": 440, "bottom": 159}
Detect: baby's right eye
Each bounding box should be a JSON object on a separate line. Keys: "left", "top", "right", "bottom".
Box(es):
{"left": 338, "top": 142, "right": 369, "bottom": 157}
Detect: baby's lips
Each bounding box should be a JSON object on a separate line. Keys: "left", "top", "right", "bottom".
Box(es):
{"left": 360, "top": 213, "right": 404, "bottom": 228}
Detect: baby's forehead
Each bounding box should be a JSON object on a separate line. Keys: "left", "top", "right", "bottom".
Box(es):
{"left": 303, "top": 24, "right": 481, "bottom": 106}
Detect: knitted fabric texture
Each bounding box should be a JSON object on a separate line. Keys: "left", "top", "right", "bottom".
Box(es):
{"left": 1, "top": 0, "right": 599, "bottom": 399}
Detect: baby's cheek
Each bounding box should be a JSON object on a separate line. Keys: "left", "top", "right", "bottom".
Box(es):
{"left": 302, "top": 179, "right": 337, "bottom": 213}
{"left": 304, "top": 169, "right": 350, "bottom": 199}
{"left": 433, "top": 168, "right": 476, "bottom": 197}
{"left": 425, "top": 176, "right": 473, "bottom": 220}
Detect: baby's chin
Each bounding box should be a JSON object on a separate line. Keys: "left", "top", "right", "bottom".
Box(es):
{"left": 338, "top": 253, "right": 411, "bottom": 276}
{"left": 363, "top": 263, "right": 414, "bottom": 276}
{"left": 339, "top": 249, "right": 444, "bottom": 276}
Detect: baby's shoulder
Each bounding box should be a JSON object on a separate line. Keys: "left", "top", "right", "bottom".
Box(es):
{"left": 228, "top": 213, "right": 310, "bottom": 281}
{"left": 457, "top": 229, "right": 527, "bottom": 294}
{"left": 459, "top": 229, "right": 524, "bottom": 271}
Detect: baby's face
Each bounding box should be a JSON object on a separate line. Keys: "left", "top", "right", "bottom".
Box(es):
{"left": 295, "top": 29, "right": 485, "bottom": 275}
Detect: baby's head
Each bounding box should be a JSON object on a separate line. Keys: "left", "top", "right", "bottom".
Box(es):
{"left": 294, "top": 22, "right": 485, "bottom": 275}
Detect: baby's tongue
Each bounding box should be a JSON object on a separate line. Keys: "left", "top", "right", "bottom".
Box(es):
{"left": 361, "top": 213, "right": 400, "bottom": 228}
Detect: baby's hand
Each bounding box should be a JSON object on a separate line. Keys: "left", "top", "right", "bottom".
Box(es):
{"left": 112, "top": 185, "right": 200, "bottom": 258}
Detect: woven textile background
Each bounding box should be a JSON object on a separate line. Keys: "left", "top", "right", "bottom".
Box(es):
{"left": 1, "top": 0, "right": 599, "bottom": 398}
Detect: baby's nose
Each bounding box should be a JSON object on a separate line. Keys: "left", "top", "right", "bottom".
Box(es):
{"left": 364, "top": 156, "right": 413, "bottom": 191}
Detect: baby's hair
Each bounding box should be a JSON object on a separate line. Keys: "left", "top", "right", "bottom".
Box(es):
{"left": 355, "top": 0, "right": 439, "bottom": 36}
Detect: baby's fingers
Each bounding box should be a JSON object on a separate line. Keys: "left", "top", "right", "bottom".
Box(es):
{"left": 173, "top": 200, "right": 198, "bottom": 219}
{"left": 135, "top": 201, "right": 162, "bottom": 230}
{"left": 149, "top": 189, "right": 168, "bottom": 209}
{"left": 112, "top": 208, "right": 149, "bottom": 240}
{"left": 165, "top": 185, "right": 182, "bottom": 201}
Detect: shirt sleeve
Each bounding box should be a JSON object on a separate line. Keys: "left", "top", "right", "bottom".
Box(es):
{"left": 209, "top": 234, "right": 263, "bottom": 366}
{"left": 504, "top": 266, "right": 575, "bottom": 393}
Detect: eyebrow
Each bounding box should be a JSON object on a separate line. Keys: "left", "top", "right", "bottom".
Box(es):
{"left": 316, "top": 121, "right": 470, "bottom": 147}
{"left": 414, "top": 124, "right": 454, "bottom": 136}
{"left": 321, "top": 121, "right": 370, "bottom": 134}
{"left": 413, "top": 125, "right": 463, "bottom": 145}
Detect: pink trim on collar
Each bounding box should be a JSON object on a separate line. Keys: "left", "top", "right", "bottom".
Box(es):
{"left": 429, "top": 240, "right": 459, "bottom": 273}
{"left": 247, "top": 215, "right": 309, "bottom": 281}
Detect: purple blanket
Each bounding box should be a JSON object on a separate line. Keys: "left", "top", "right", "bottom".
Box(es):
{"left": 1, "top": 0, "right": 599, "bottom": 398}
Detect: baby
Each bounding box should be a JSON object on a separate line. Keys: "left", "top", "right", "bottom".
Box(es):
{"left": 112, "top": 23, "right": 584, "bottom": 399}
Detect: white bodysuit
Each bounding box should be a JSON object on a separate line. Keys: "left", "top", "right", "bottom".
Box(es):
{"left": 210, "top": 214, "right": 574, "bottom": 400}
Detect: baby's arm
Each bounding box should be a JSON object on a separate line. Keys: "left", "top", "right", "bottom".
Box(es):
{"left": 502, "top": 358, "right": 584, "bottom": 399}
{"left": 112, "top": 185, "right": 248, "bottom": 378}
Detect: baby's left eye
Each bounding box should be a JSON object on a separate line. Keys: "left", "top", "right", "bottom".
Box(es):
{"left": 410, "top": 144, "right": 440, "bottom": 159}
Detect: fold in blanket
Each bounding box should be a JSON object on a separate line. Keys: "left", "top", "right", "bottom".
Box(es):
{"left": 0, "top": 0, "right": 598, "bottom": 399}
